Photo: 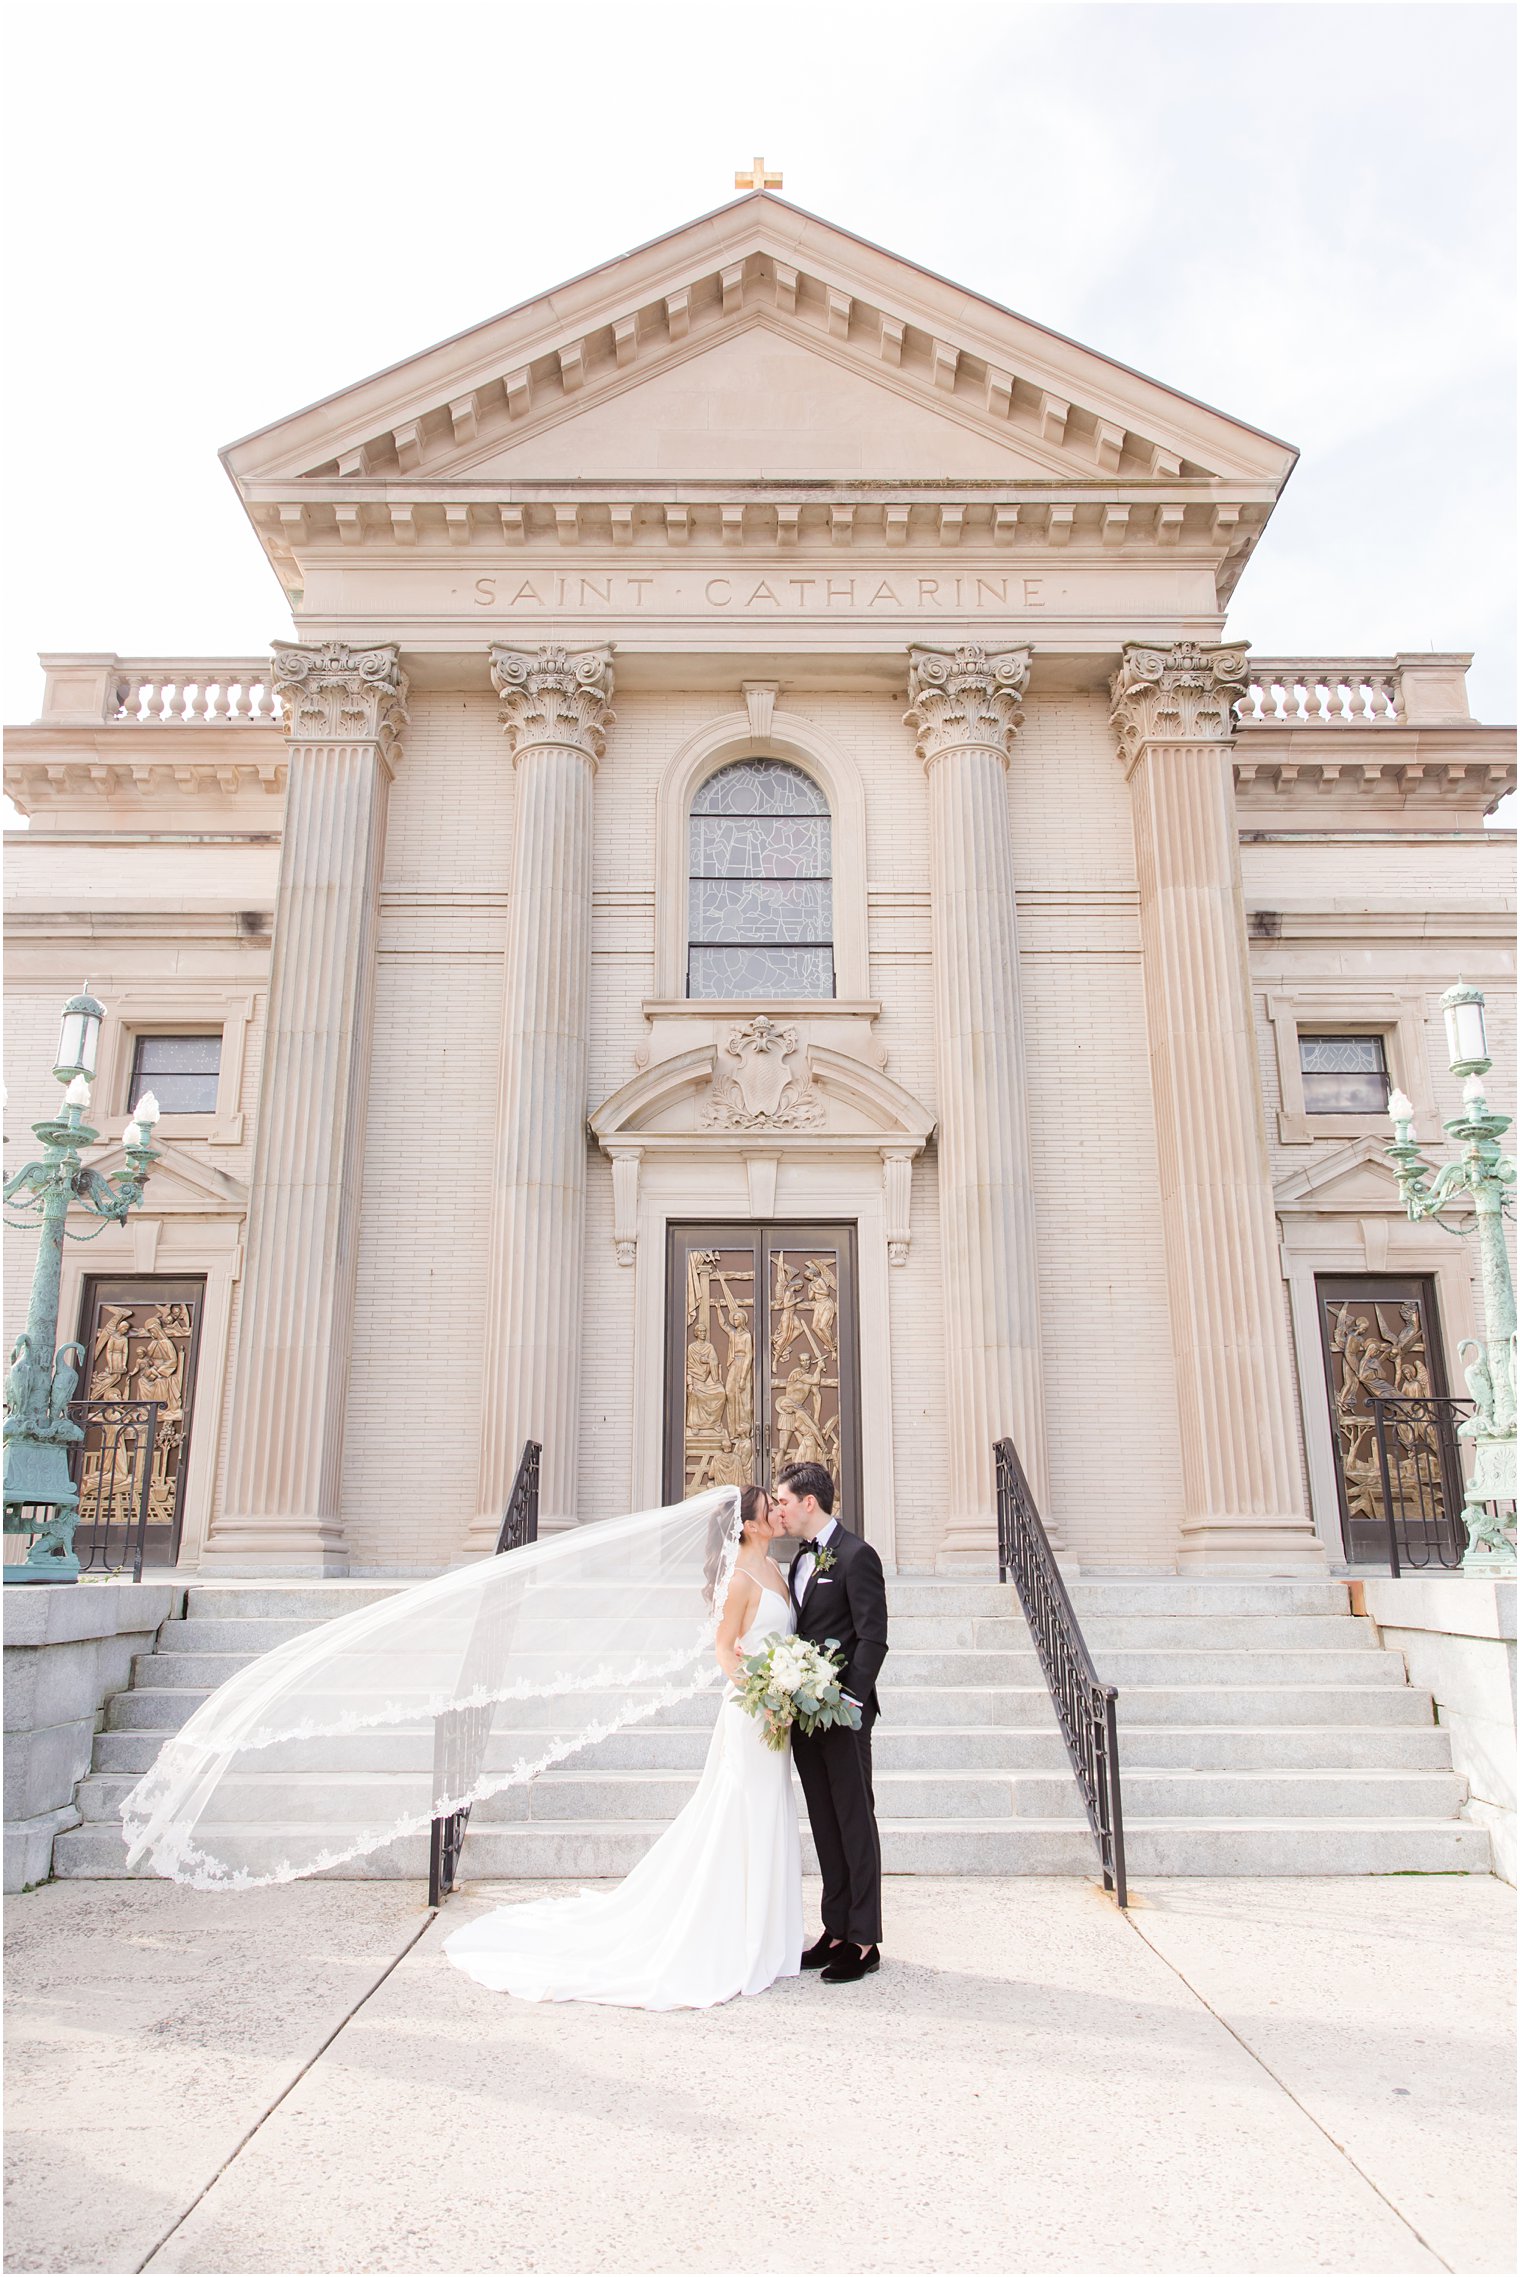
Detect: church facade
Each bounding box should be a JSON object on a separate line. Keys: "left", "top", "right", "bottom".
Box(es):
{"left": 5, "top": 194, "right": 1514, "bottom": 1576}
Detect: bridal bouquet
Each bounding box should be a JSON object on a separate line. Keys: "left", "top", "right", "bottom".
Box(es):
{"left": 733, "top": 1635, "right": 863, "bottom": 1752}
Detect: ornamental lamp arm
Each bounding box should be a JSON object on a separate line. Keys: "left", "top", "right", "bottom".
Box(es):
{"left": 76, "top": 1145, "right": 159, "bottom": 1221}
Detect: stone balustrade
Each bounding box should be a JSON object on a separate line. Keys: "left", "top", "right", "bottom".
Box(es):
{"left": 113, "top": 662, "right": 283, "bottom": 725}
{"left": 37, "top": 653, "right": 283, "bottom": 727}
{"left": 1239, "top": 653, "right": 1474, "bottom": 729}
{"left": 37, "top": 651, "right": 1476, "bottom": 737}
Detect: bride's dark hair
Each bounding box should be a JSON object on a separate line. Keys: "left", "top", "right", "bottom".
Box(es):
{"left": 703, "top": 1484, "right": 767, "bottom": 1608}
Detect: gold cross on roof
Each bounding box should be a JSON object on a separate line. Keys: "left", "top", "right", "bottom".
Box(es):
{"left": 735, "top": 155, "right": 782, "bottom": 191}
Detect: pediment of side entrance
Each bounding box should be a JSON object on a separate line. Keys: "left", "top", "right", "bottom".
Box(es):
{"left": 76, "top": 1139, "right": 248, "bottom": 1216}
{"left": 1273, "top": 1137, "right": 1462, "bottom": 1217}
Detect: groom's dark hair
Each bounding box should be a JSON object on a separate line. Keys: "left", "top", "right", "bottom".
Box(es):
{"left": 777, "top": 1461, "right": 835, "bottom": 1515}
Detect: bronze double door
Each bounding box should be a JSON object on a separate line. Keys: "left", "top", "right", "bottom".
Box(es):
{"left": 665, "top": 1224, "right": 862, "bottom": 1530}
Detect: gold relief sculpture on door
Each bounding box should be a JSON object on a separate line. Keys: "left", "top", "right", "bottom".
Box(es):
{"left": 768, "top": 1252, "right": 843, "bottom": 1478}
{"left": 1314, "top": 1275, "right": 1453, "bottom": 1561}
{"left": 76, "top": 1278, "right": 204, "bottom": 1561}
{"left": 682, "top": 1248, "right": 759, "bottom": 1492}
{"left": 668, "top": 1226, "right": 860, "bottom": 1523}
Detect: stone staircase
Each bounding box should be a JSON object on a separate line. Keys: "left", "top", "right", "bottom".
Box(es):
{"left": 53, "top": 1576, "right": 1493, "bottom": 1880}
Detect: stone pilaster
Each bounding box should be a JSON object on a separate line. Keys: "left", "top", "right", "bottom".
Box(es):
{"left": 209, "top": 643, "right": 407, "bottom": 1572}
{"left": 905, "top": 644, "right": 1050, "bottom": 1566}
{"left": 468, "top": 644, "right": 615, "bottom": 1546}
{"left": 1110, "top": 641, "right": 1322, "bottom": 1570}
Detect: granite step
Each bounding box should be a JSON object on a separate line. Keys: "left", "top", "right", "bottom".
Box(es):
{"left": 102, "top": 1676, "right": 1443, "bottom": 1736}
{"left": 76, "top": 1759, "right": 1468, "bottom": 1831}
{"left": 89, "top": 1716, "right": 1457, "bottom": 1779}
{"left": 51, "top": 1814, "right": 1492, "bottom": 1883}
{"left": 126, "top": 1643, "right": 1413, "bottom": 1693}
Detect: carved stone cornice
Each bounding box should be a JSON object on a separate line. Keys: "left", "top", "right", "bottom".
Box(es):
{"left": 1109, "top": 641, "right": 1249, "bottom": 773}
{"left": 490, "top": 643, "right": 616, "bottom": 765}
{"left": 904, "top": 644, "right": 1031, "bottom": 769}
{"left": 271, "top": 642, "right": 408, "bottom": 757}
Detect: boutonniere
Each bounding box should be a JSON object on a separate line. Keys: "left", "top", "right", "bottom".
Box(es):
{"left": 812, "top": 1545, "right": 836, "bottom": 1574}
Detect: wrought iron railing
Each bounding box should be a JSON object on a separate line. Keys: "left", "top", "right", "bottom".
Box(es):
{"left": 495, "top": 1440, "right": 542, "bottom": 1554}
{"left": 429, "top": 1440, "right": 542, "bottom": 1908}
{"left": 994, "top": 1437, "right": 1126, "bottom": 1906}
{"left": 1368, "top": 1396, "right": 1472, "bottom": 1575}
{"left": 7, "top": 1400, "right": 162, "bottom": 1582}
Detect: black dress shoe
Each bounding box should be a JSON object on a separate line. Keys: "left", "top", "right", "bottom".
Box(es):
{"left": 821, "top": 1942, "right": 880, "bottom": 1983}
{"left": 801, "top": 1933, "right": 843, "bottom": 1970}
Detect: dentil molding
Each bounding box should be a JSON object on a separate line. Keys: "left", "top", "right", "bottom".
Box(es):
{"left": 903, "top": 643, "right": 1031, "bottom": 768}
{"left": 489, "top": 642, "right": 616, "bottom": 764}
{"left": 1109, "top": 640, "right": 1248, "bottom": 771}
{"left": 270, "top": 642, "right": 408, "bottom": 755}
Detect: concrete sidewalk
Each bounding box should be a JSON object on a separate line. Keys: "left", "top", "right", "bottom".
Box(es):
{"left": 5, "top": 1877, "right": 1513, "bottom": 2276}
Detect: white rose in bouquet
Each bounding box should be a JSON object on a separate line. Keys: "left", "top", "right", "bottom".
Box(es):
{"left": 734, "top": 1634, "right": 863, "bottom": 1750}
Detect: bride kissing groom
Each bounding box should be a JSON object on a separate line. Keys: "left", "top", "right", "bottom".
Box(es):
{"left": 444, "top": 1461, "right": 890, "bottom": 2010}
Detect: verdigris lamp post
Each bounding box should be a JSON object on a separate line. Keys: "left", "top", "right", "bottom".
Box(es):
{"left": 3, "top": 991, "right": 160, "bottom": 1584}
{"left": 1386, "top": 982, "right": 1516, "bottom": 1574}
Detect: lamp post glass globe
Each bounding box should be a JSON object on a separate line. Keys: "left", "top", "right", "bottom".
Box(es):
{"left": 54, "top": 990, "right": 105, "bottom": 1085}
{"left": 1441, "top": 983, "right": 1490, "bottom": 1078}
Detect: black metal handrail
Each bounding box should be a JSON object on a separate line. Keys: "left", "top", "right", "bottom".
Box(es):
{"left": 994, "top": 1437, "right": 1126, "bottom": 1906}
{"left": 495, "top": 1440, "right": 542, "bottom": 1555}
{"left": 429, "top": 1439, "right": 542, "bottom": 1907}
{"left": 8, "top": 1400, "right": 162, "bottom": 1583}
{"left": 1369, "top": 1396, "right": 1472, "bottom": 1575}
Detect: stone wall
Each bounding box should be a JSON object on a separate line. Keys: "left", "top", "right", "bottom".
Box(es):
{"left": 1357, "top": 1577, "right": 1517, "bottom": 1884}
{"left": 3, "top": 1581, "right": 179, "bottom": 1888}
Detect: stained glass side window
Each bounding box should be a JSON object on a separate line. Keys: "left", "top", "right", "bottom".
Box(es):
{"left": 687, "top": 760, "right": 834, "bottom": 999}
{"left": 1299, "top": 1033, "right": 1390, "bottom": 1115}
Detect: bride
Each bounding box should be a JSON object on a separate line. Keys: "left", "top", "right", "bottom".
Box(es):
{"left": 443, "top": 1484, "right": 803, "bottom": 2011}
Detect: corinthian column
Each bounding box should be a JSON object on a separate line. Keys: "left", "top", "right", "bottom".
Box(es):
{"left": 210, "top": 643, "right": 407, "bottom": 1572}
{"left": 1110, "top": 642, "right": 1321, "bottom": 1569}
{"left": 906, "top": 644, "right": 1050, "bottom": 1566}
{"left": 468, "top": 644, "right": 615, "bottom": 1547}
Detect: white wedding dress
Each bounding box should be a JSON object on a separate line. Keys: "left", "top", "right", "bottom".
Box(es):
{"left": 443, "top": 1579, "right": 804, "bottom": 2010}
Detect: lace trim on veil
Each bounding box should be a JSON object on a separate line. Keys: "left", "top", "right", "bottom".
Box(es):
{"left": 118, "top": 1486, "right": 745, "bottom": 1891}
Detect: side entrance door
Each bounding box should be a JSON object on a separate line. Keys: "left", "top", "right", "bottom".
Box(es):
{"left": 1314, "top": 1273, "right": 1463, "bottom": 1566}
{"left": 74, "top": 1276, "right": 206, "bottom": 1567}
{"left": 664, "top": 1225, "right": 862, "bottom": 1530}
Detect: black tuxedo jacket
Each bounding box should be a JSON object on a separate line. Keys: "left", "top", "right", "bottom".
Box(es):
{"left": 788, "top": 1527, "right": 889, "bottom": 1720}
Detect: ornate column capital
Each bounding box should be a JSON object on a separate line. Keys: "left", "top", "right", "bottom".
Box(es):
{"left": 1109, "top": 641, "right": 1249, "bottom": 774}
{"left": 271, "top": 641, "right": 408, "bottom": 757}
{"left": 490, "top": 643, "right": 616, "bottom": 766}
{"left": 904, "top": 644, "right": 1031, "bottom": 769}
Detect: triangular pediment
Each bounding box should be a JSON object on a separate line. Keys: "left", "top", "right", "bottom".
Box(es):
{"left": 80, "top": 1138, "right": 248, "bottom": 1215}
{"left": 225, "top": 196, "right": 1295, "bottom": 513}
{"left": 1274, "top": 1137, "right": 1459, "bottom": 1215}
{"left": 444, "top": 321, "right": 1075, "bottom": 484}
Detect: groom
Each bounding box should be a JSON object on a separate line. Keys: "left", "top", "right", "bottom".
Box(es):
{"left": 773, "top": 1461, "right": 889, "bottom": 1984}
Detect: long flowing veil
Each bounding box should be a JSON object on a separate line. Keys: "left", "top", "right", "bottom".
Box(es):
{"left": 120, "top": 1486, "right": 743, "bottom": 1889}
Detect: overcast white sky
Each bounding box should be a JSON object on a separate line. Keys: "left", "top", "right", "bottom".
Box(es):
{"left": 4, "top": 0, "right": 1514, "bottom": 737}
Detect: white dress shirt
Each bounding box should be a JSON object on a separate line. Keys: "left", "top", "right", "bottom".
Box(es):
{"left": 792, "top": 1514, "right": 838, "bottom": 1603}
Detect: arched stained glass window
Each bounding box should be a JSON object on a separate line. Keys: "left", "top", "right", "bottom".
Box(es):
{"left": 687, "top": 759, "right": 834, "bottom": 999}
